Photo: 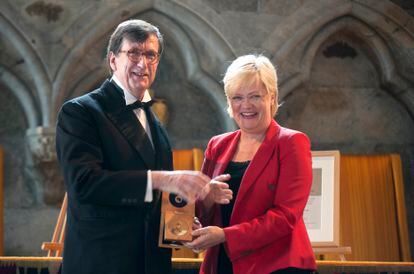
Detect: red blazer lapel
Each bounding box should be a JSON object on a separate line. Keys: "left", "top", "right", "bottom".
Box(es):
{"left": 231, "top": 121, "right": 281, "bottom": 220}
{"left": 211, "top": 131, "right": 241, "bottom": 178}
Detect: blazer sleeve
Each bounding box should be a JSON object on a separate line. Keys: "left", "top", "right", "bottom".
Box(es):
{"left": 195, "top": 137, "right": 217, "bottom": 225}
{"left": 56, "top": 100, "right": 148, "bottom": 207}
{"left": 223, "top": 132, "right": 313, "bottom": 261}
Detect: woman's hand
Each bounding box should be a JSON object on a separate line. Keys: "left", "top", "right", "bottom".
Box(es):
{"left": 183, "top": 217, "right": 204, "bottom": 253}
{"left": 201, "top": 174, "right": 233, "bottom": 204}
{"left": 192, "top": 217, "right": 202, "bottom": 230}
{"left": 185, "top": 226, "right": 226, "bottom": 251}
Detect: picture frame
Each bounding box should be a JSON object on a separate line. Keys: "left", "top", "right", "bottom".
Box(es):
{"left": 304, "top": 150, "right": 340, "bottom": 247}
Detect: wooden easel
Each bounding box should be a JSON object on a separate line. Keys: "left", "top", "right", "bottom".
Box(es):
{"left": 41, "top": 193, "right": 67, "bottom": 257}
{"left": 313, "top": 246, "right": 352, "bottom": 261}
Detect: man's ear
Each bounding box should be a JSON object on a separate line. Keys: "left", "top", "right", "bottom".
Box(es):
{"left": 109, "top": 52, "right": 117, "bottom": 72}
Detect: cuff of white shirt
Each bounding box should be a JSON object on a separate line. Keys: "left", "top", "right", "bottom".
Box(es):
{"left": 144, "top": 170, "right": 153, "bottom": 203}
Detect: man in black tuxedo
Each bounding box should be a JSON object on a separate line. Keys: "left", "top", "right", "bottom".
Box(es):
{"left": 55, "top": 19, "right": 210, "bottom": 274}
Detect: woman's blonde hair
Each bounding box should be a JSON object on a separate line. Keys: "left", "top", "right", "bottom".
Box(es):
{"left": 223, "top": 54, "right": 279, "bottom": 117}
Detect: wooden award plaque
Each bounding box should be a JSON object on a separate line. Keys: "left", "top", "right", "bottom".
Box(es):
{"left": 159, "top": 192, "right": 194, "bottom": 248}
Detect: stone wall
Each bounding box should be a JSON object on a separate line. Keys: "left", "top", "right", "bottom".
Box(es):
{"left": 0, "top": 0, "right": 413, "bottom": 258}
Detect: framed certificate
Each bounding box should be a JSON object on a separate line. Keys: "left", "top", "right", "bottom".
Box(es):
{"left": 304, "top": 150, "right": 340, "bottom": 247}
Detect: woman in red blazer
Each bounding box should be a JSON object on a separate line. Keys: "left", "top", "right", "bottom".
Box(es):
{"left": 188, "top": 55, "right": 316, "bottom": 274}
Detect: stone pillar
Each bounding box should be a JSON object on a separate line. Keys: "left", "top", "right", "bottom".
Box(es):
{"left": 26, "top": 127, "right": 64, "bottom": 205}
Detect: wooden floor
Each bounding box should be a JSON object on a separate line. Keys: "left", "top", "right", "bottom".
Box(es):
{"left": 0, "top": 257, "right": 413, "bottom": 273}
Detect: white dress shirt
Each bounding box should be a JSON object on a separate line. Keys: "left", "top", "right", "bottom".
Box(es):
{"left": 111, "top": 75, "right": 154, "bottom": 202}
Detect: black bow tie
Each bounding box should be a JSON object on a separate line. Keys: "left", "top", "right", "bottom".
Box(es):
{"left": 127, "top": 100, "right": 154, "bottom": 111}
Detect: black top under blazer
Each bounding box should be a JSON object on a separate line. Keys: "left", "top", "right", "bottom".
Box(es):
{"left": 56, "top": 79, "right": 172, "bottom": 274}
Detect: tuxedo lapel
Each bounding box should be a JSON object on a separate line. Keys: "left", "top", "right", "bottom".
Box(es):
{"left": 99, "top": 80, "right": 156, "bottom": 169}
{"left": 108, "top": 110, "right": 156, "bottom": 168}
{"left": 144, "top": 107, "right": 161, "bottom": 166}
{"left": 144, "top": 108, "right": 163, "bottom": 204}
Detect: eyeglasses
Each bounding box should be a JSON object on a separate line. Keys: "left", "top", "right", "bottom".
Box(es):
{"left": 229, "top": 93, "right": 268, "bottom": 105}
{"left": 118, "top": 49, "right": 160, "bottom": 64}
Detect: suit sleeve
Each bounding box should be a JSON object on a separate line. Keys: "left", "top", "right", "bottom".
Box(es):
{"left": 56, "top": 100, "right": 148, "bottom": 207}
{"left": 223, "top": 133, "right": 313, "bottom": 261}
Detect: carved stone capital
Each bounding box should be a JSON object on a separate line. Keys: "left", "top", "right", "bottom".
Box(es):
{"left": 26, "top": 127, "right": 64, "bottom": 205}
{"left": 26, "top": 126, "right": 57, "bottom": 164}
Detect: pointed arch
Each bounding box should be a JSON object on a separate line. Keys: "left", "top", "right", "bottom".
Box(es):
{"left": 0, "top": 65, "right": 40, "bottom": 128}
{"left": 0, "top": 14, "right": 51, "bottom": 126}
{"left": 52, "top": 1, "right": 236, "bottom": 131}
{"left": 277, "top": 16, "right": 414, "bottom": 119}
{"left": 262, "top": 0, "right": 414, "bottom": 65}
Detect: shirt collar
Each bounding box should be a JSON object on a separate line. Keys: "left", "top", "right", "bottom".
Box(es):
{"left": 111, "top": 75, "right": 152, "bottom": 106}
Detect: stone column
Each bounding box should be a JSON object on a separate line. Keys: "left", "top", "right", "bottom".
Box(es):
{"left": 26, "top": 127, "right": 64, "bottom": 205}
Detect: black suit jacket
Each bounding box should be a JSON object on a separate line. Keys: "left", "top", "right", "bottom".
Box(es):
{"left": 56, "top": 80, "right": 172, "bottom": 274}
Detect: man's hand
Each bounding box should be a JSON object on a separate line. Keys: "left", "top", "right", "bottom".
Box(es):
{"left": 201, "top": 174, "right": 233, "bottom": 204}
{"left": 198, "top": 174, "right": 233, "bottom": 212}
{"left": 151, "top": 171, "right": 210, "bottom": 203}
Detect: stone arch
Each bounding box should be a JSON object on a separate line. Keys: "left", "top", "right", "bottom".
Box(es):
{"left": 52, "top": 1, "right": 236, "bottom": 131}
{"left": 275, "top": 18, "right": 414, "bottom": 152}
{"left": 258, "top": 0, "right": 414, "bottom": 118}
{"left": 262, "top": 0, "right": 414, "bottom": 66}
{"left": 0, "top": 14, "right": 51, "bottom": 126}
{"left": 261, "top": 1, "right": 354, "bottom": 65}
{"left": 152, "top": 12, "right": 235, "bottom": 131}
{"left": 279, "top": 16, "right": 414, "bottom": 119}
{"left": 0, "top": 65, "right": 39, "bottom": 128}
{"left": 67, "top": 67, "right": 106, "bottom": 100}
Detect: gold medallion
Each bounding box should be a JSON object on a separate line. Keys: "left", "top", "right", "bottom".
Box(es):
{"left": 168, "top": 218, "right": 189, "bottom": 236}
